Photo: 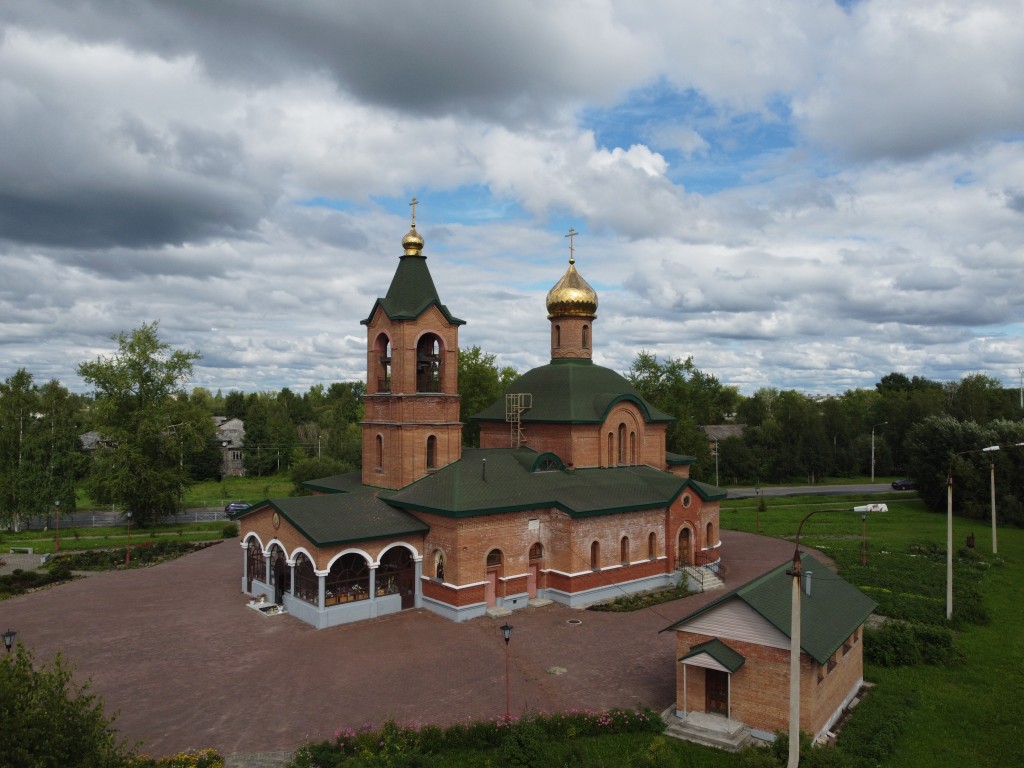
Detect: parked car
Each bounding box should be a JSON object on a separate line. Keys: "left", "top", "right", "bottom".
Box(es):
{"left": 224, "top": 500, "right": 250, "bottom": 516}
{"left": 891, "top": 479, "right": 915, "bottom": 490}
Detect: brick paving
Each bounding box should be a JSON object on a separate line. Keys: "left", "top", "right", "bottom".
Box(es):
{"left": 0, "top": 531, "right": 826, "bottom": 765}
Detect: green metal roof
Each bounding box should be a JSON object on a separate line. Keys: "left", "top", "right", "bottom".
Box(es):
{"left": 665, "top": 452, "right": 697, "bottom": 466}
{"left": 238, "top": 493, "right": 429, "bottom": 547}
{"left": 361, "top": 254, "right": 464, "bottom": 326}
{"left": 471, "top": 358, "right": 672, "bottom": 424}
{"left": 383, "top": 447, "right": 719, "bottom": 518}
{"left": 662, "top": 553, "right": 877, "bottom": 665}
{"left": 301, "top": 471, "right": 367, "bottom": 494}
{"left": 680, "top": 638, "right": 745, "bottom": 673}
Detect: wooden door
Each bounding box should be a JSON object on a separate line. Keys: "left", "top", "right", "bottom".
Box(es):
{"left": 485, "top": 570, "right": 497, "bottom": 606}
{"left": 705, "top": 669, "right": 728, "bottom": 716}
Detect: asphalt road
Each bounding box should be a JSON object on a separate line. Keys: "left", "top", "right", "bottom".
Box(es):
{"left": 726, "top": 482, "right": 908, "bottom": 499}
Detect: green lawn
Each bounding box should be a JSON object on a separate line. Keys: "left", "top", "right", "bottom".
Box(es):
{"left": 0, "top": 521, "right": 232, "bottom": 556}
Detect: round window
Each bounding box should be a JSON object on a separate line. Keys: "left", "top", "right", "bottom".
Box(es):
{"left": 682, "top": 494, "right": 692, "bottom": 509}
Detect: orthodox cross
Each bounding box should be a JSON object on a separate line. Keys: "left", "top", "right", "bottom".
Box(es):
{"left": 409, "top": 196, "right": 419, "bottom": 228}
{"left": 565, "top": 227, "right": 578, "bottom": 264}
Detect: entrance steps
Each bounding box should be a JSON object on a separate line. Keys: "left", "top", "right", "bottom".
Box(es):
{"left": 680, "top": 565, "right": 725, "bottom": 592}
{"left": 486, "top": 606, "right": 512, "bottom": 618}
{"left": 661, "top": 708, "right": 752, "bottom": 752}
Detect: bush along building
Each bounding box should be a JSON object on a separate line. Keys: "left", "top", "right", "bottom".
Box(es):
{"left": 233, "top": 209, "right": 726, "bottom": 629}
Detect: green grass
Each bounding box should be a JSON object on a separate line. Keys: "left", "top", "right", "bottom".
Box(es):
{"left": 183, "top": 474, "right": 295, "bottom": 508}
{"left": 721, "top": 494, "right": 1023, "bottom": 767}
{"left": 0, "top": 522, "right": 231, "bottom": 556}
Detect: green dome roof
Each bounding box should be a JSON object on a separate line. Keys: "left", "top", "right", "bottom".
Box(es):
{"left": 472, "top": 358, "right": 672, "bottom": 424}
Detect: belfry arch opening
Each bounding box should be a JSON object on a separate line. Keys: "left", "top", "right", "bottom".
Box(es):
{"left": 375, "top": 333, "right": 392, "bottom": 393}
{"left": 416, "top": 334, "right": 443, "bottom": 393}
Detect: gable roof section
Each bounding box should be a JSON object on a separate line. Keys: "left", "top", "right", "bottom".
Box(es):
{"left": 302, "top": 471, "right": 367, "bottom": 494}
{"left": 384, "top": 447, "right": 717, "bottom": 518}
{"left": 471, "top": 358, "right": 672, "bottom": 424}
{"left": 237, "top": 493, "right": 428, "bottom": 548}
{"left": 361, "top": 254, "right": 464, "bottom": 326}
{"left": 680, "top": 638, "right": 745, "bottom": 673}
{"left": 662, "top": 553, "right": 877, "bottom": 665}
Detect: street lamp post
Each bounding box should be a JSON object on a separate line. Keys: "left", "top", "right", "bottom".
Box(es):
{"left": 125, "top": 511, "right": 132, "bottom": 565}
{"left": 870, "top": 422, "right": 887, "bottom": 483}
{"left": 2, "top": 628, "right": 15, "bottom": 652}
{"left": 982, "top": 446, "right": 999, "bottom": 556}
{"left": 54, "top": 499, "right": 61, "bottom": 553}
{"left": 500, "top": 623, "right": 513, "bottom": 720}
{"left": 712, "top": 436, "right": 720, "bottom": 487}
{"left": 786, "top": 503, "right": 886, "bottom": 767}
{"left": 860, "top": 509, "right": 868, "bottom": 567}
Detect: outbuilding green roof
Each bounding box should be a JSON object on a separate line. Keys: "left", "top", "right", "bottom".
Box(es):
{"left": 361, "top": 253, "right": 464, "bottom": 326}
{"left": 680, "top": 638, "right": 746, "bottom": 673}
{"left": 384, "top": 447, "right": 720, "bottom": 518}
{"left": 302, "top": 471, "right": 367, "bottom": 494}
{"left": 662, "top": 553, "right": 877, "bottom": 665}
{"left": 472, "top": 358, "right": 672, "bottom": 424}
{"left": 238, "top": 493, "right": 429, "bottom": 548}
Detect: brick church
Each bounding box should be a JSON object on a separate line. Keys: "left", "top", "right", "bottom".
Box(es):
{"left": 233, "top": 208, "right": 725, "bottom": 629}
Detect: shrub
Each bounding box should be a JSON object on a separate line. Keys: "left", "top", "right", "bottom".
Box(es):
{"left": 865, "top": 622, "right": 963, "bottom": 668}
{"left": 221, "top": 522, "right": 239, "bottom": 538}
{"left": 0, "top": 645, "right": 138, "bottom": 767}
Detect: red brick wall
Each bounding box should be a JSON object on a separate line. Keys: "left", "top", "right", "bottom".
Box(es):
{"left": 675, "top": 628, "right": 864, "bottom": 735}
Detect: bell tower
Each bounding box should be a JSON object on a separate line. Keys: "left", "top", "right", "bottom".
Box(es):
{"left": 360, "top": 200, "right": 465, "bottom": 489}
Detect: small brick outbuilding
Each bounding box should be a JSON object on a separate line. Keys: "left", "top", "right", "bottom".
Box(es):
{"left": 661, "top": 553, "right": 876, "bottom": 743}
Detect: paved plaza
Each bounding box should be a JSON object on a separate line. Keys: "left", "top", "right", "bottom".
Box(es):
{"left": 1, "top": 530, "right": 822, "bottom": 761}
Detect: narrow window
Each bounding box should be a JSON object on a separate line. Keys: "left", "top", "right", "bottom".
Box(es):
{"left": 648, "top": 532, "right": 657, "bottom": 560}
{"left": 555, "top": 324, "right": 561, "bottom": 348}
{"left": 607, "top": 432, "right": 614, "bottom": 466}
{"left": 620, "top": 536, "right": 630, "bottom": 566}
{"left": 630, "top": 431, "right": 637, "bottom": 465}
{"left": 582, "top": 325, "right": 589, "bottom": 348}
{"left": 618, "top": 424, "right": 626, "bottom": 464}
{"left": 590, "top": 541, "right": 600, "bottom": 571}
{"left": 375, "top": 434, "right": 383, "bottom": 470}
{"left": 706, "top": 521, "right": 715, "bottom": 547}
{"left": 427, "top": 435, "right": 437, "bottom": 470}
{"left": 434, "top": 549, "right": 445, "bottom": 580}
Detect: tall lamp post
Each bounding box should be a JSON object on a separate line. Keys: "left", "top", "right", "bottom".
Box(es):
{"left": 870, "top": 422, "right": 887, "bottom": 483}
{"left": 2, "top": 628, "right": 15, "bottom": 652}
{"left": 982, "top": 445, "right": 999, "bottom": 556}
{"left": 712, "top": 436, "right": 720, "bottom": 487}
{"left": 125, "top": 511, "right": 132, "bottom": 565}
{"left": 786, "top": 503, "right": 886, "bottom": 767}
{"left": 500, "top": 623, "right": 513, "bottom": 720}
{"left": 54, "top": 499, "right": 61, "bottom": 553}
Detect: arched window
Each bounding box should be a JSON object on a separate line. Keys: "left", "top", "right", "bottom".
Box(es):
{"left": 293, "top": 553, "right": 318, "bottom": 604}
{"left": 590, "top": 541, "right": 600, "bottom": 571}
{"left": 554, "top": 324, "right": 561, "bottom": 348}
{"left": 648, "top": 532, "right": 657, "bottom": 560}
{"left": 618, "top": 424, "right": 626, "bottom": 464}
{"left": 529, "top": 543, "right": 543, "bottom": 561}
{"left": 375, "top": 334, "right": 392, "bottom": 393}
{"left": 706, "top": 521, "right": 715, "bottom": 547}
{"left": 427, "top": 435, "right": 437, "bottom": 470}
{"left": 630, "top": 431, "right": 637, "bottom": 465}
{"left": 326, "top": 553, "right": 369, "bottom": 605}
{"left": 582, "top": 325, "right": 589, "bottom": 348}
{"left": 378, "top": 547, "right": 414, "bottom": 597}
{"left": 416, "top": 334, "right": 443, "bottom": 392}
{"left": 486, "top": 549, "right": 503, "bottom": 568}
{"left": 375, "top": 434, "right": 383, "bottom": 471}
{"left": 246, "top": 539, "right": 265, "bottom": 584}
{"left": 607, "top": 433, "right": 614, "bottom": 466}
{"left": 620, "top": 536, "right": 630, "bottom": 565}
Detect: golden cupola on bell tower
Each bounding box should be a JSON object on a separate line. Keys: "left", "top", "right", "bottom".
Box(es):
{"left": 546, "top": 228, "right": 598, "bottom": 360}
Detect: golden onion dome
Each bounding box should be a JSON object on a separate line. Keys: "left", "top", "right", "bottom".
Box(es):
{"left": 402, "top": 225, "right": 424, "bottom": 256}
{"left": 546, "top": 256, "right": 598, "bottom": 318}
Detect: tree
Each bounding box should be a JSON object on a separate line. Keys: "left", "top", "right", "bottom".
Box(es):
{"left": 0, "top": 645, "right": 137, "bottom": 767}
{"left": 0, "top": 372, "right": 81, "bottom": 531}
{"left": 458, "top": 346, "right": 518, "bottom": 448}
{"left": 77, "top": 322, "right": 214, "bottom": 526}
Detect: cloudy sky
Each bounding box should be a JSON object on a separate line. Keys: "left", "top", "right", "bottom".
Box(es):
{"left": 2, "top": 0, "right": 1023, "bottom": 398}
